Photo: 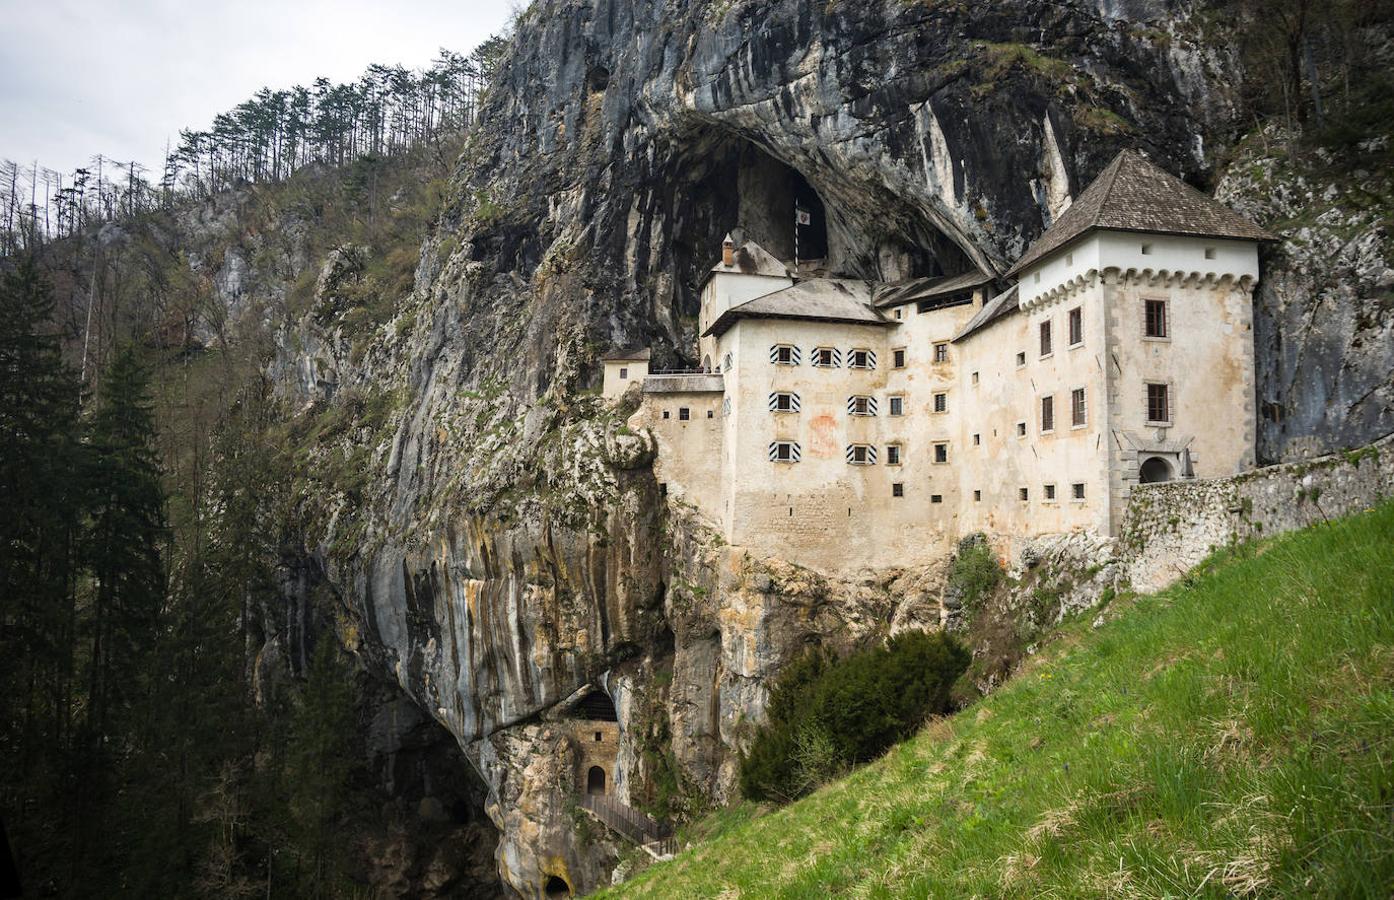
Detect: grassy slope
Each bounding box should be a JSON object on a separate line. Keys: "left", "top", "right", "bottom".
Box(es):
{"left": 606, "top": 504, "right": 1394, "bottom": 898}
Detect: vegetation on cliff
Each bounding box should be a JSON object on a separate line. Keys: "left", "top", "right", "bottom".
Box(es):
{"left": 607, "top": 503, "right": 1394, "bottom": 897}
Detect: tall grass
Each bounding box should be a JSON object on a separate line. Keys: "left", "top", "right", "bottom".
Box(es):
{"left": 604, "top": 503, "right": 1394, "bottom": 898}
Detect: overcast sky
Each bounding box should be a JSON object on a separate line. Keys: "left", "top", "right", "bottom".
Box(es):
{"left": 0, "top": 0, "right": 516, "bottom": 177}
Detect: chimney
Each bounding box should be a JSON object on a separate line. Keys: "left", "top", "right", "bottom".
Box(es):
{"left": 721, "top": 234, "right": 735, "bottom": 268}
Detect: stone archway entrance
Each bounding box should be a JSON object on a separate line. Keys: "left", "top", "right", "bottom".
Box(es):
{"left": 1140, "top": 456, "right": 1175, "bottom": 484}
{"left": 587, "top": 765, "right": 607, "bottom": 795}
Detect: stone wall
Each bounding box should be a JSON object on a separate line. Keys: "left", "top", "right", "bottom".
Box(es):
{"left": 1119, "top": 433, "right": 1394, "bottom": 593}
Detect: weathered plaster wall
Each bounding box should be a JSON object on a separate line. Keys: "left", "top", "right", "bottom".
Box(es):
{"left": 1119, "top": 433, "right": 1394, "bottom": 593}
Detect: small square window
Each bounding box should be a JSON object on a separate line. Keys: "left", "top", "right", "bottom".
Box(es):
{"left": 771, "top": 441, "right": 800, "bottom": 463}
{"left": 1044, "top": 483, "right": 1057, "bottom": 501}
{"left": 930, "top": 494, "right": 943, "bottom": 504}
{"left": 973, "top": 489, "right": 982, "bottom": 502}
{"left": 888, "top": 396, "right": 904, "bottom": 417}
{"left": 850, "top": 349, "right": 876, "bottom": 370}
{"left": 773, "top": 345, "right": 796, "bottom": 365}
{"left": 934, "top": 343, "right": 949, "bottom": 363}
{"left": 933, "top": 392, "right": 948, "bottom": 413}
{"left": 848, "top": 444, "right": 874, "bottom": 465}
{"left": 1019, "top": 487, "right": 1029, "bottom": 502}
{"left": 1141, "top": 243, "right": 1153, "bottom": 255}
{"left": 706, "top": 409, "right": 714, "bottom": 419}
{"left": 934, "top": 443, "right": 949, "bottom": 464}
{"left": 893, "top": 348, "right": 906, "bottom": 369}
{"left": 972, "top": 433, "right": 980, "bottom": 446}
{"left": 893, "top": 483, "right": 905, "bottom": 498}
{"left": 1016, "top": 351, "right": 1026, "bottom": 368}
{"left": 595, "top": 731, "right": 603, "bottom": 742}
{"left": 886, "top": 445, "right": 901, "bottom": 466}
{"left": 679, "top": 407, "right": 690, "bottom": 421}
{"left": 813, "top": 347, "right": 838, "bottom": 368}
{"left": 662, "top": 410, "right": 670, "bottom": 420}
{"left": 1016, "top": 421, "right": 1027, "bottom": 438}
{"left": 1072, "top": 482, "right": 1086, "bottom": 500}
{"left": 1204, "top": 247, "right": 1217, "bottom": 260}
{"left": 619, "top": 367, "right": 628, "bottom": 379}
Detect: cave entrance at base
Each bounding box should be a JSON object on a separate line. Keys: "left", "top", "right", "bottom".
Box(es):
{"left": 587, "top": 765, "right": 607, "bottom": 795}
{"left": 544, "top": 874, "right": 572, "bottom": 898}
{"left": 574, "top": 689, "right": 618, "bottom": 721}
{"left": 1140, "top": 456, "right": 1175, "bottom": 484}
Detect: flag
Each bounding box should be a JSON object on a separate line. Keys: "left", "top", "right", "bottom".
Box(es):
{"left": 795, "top": 207, "right": 811, "bottom": 226}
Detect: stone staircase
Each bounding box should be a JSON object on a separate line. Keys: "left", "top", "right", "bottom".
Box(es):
{"left": 580, "top": 793, "right": 677, "bottom": 860}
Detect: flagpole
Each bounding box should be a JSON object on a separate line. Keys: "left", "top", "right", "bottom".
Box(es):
{"left": 794, "top": 204, "right": 801, "bottom": 274}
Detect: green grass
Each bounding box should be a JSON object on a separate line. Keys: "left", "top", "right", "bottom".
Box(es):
{"left": 604, "top": 503, "right": 1394, "bottom": 898}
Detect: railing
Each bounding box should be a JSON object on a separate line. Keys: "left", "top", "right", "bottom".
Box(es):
{"left": 580, "top": 793, "right": 676, "bottom": 857}
{"left": 647, "top": 368, "right": 721, "bottom": 376}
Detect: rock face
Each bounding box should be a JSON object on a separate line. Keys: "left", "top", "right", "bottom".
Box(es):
{"left": 72, "top": 1, "right": 1388, "bottom": 895}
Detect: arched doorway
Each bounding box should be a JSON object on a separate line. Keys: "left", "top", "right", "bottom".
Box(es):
{"left": 544, "top": 874, "right": 572, "bottom": 898}
{"left": 1139, "top": 456, "right": 1174, "bottom": 484}
{"left": 587, "top": 765, "right": 607, "bottom": 795}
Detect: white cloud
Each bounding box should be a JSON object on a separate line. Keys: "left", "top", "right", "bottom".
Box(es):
{"left": 0, "top": 0, "right": 515, "bottom": 175}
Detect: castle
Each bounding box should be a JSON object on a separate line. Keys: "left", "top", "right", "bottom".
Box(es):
{"left": 605, "top": 151, "right": 1276, "bottom": 572}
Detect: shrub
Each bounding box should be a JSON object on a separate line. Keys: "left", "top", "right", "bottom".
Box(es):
{"left": 946, "top": 534, "right": 1002, "bottom": 611}
{"left": 739, "top": 631, "right": 970, "bottom": 803}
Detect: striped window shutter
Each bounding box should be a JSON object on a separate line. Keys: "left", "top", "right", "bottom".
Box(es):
{"left": 849, "top": 348, "right": 877, "bottom": 369}
{"left": 769, "top": 441, "right": 802, "bottom": 462}
{"left": 845, "top": 444, "right": 878, "bottom": 464}
{"left": 813, "top": 347, "right": 842, "bottom": 367}
{"left": 768, "top": 392, "right": 802, "bottom": 412}
{"left": 846, "top": 396, "right": 878, "bottom": 416}
{"left": 769, "top": 344, "right": 802, "bottom": 365}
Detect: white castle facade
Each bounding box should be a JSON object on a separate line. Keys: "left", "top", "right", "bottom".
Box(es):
{"left": 605, "top": 151, "right": 1275, "bottom": 572}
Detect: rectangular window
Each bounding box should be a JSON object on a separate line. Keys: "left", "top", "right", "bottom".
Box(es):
{"left": 971, "top": 371, "right": 979, "bottom": 385}
{"left": 1016, "top": 351, "right": 1026, "bottom": 368}
{"left": 888, "top": 396, "right": 904, "bottom": 417}
{"left": 1144, "top": 299, "right": 1168, "bottom": 338}
{"left": 619, "top": 366, "right": 628, "bottom": 379}
{"left": 1071, "top": 387, "right": 1087, "bottom": 427}
{"left": 972, "top": 433, "right": 981, "bottom": 446}
{"left": 893, "top": 348, "right": 906, "bottom": 369}
{"left": 973, "top": 490, "right": 982, "bottom": 502}
{"left": 679, "top": 407, "right": 690, "bottom": 421}
{"left": 707, "top": 410, "right": 714, "bottom": 418}
{"left": 662, "top": 410, "right": 670, "bottom": 420}
{"left": 1204, "top": 246, "right": 1217, "bottom": 260}
{"left": 1068, "top": 307, "right": 1083, "bottom": 346}
{"left": 1019, "top": 487, "right": 1029, "bottom": 502}
{"left": 934, "top": 343, "right": 949, "bottom": 363}
{"left": 930, "top": 494, "right": 943, "bottom": 504}
{"left": 1072, "top": 482, "right": 1086, "bottom": 501}
{"left": 886, "top": 444, "right": 901, "bottom": 466}
{"left": 1141, "top": 243, "right": 1154, "bottom": 255}
{"left": 848, "top": 395, "right": 878, "bottom": 416}
{"left": 1044, "top": 483, "right": 1056, "bottom": 501}
{"left": 769, "top": 441, "right": 801, "bottom": 463}
{"left": 772, "top": 344, "right": 800, "bottom": 365}
{"left": 933, "top": 392, "right": 948, "bottom": 413}
{"left": 893, "top": 483, "right": 905, "bottom": 497}
{"left": 812, "top": 347, "right": 839, "bottom": 368}
{"left": 1041, "top": 395, "right": 1055, "bottom": 433}
{"left": 1039, "top": 320, "right": 1053, "bottom": 357}
{"left": 769, "top": 392, "right": 800, "bottom": 413}
{"left": 1147, "top": 382, "right": 1171, "bottom": 424}
{"left": 849, "top": 349, "right": 876, "bottom": 369}
{"left": 1016, "top": 421, "right": 1027, "bottom": 438}
{"left": 933, "top": 442, "right": 948, "bottom": 464}
{"left": 846, "top": 444, "right": 876, "bottom": 465}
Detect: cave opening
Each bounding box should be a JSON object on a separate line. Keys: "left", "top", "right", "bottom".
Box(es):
{"left": 544, "top": 874, "right": 572, "bottom": 898}
{"left": 572, "top": 689, "right": 618, "bottom": 722}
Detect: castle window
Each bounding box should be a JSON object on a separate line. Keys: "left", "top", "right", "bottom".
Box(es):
{"left": 846, "top": 444, "right": 876, "bottom": 465}
{"left": 769, "top": 392, "right": 801, "bottom": 413}
{"left": 812, "top": 347, "right": 841, "bottom": 368}
{"left": 933, "top": 343, "right": 949, "bottom": 363}
{"left": 619, "top": 367, "right": 628, "bottom": 379}
{"left": 886, "top": 444, "right": 902, "bottom": 465}
{"left": 1016, "top": 351, "right": 1026, "bottom": 368}
{"left": 1204, "top": 246, "right": 1217, "bottom": 260}
{"left": 662, "top": 410, "right": 670, "bottom": 420}
{"left": 933, "top": 392, "right": 948, "bottom": 413}
{"left": 1072, "top": 482, "right": 1086, "bottom": 501}
{"left": 724, "top": 352, "right": 733, "bottom": 372}
{"left": 1016, "top": 421, "right": 1026, "bottom": 438}
{"left": 1144, "top": 299, "right": 1169, "bottom": 339}
{"left": 595, "top": 731, "right": 603, "bottom": 742}
{"left": 893, "top": 483, "right": 905, "bottom": 497}
{"left": 930, "top": 494, "right": 943, "bottom": 504}
{"left": 971, "top": 371, "right": 979, "bottom": 385}
{"left": 893, "top": 348, "right": 906, "bottom": 369}
{"left": 888, "top": 396, "right": 904, "bottom": 417}
{"left": 895, "top": 308, "right": 903, "bottom": 320}
{"left": 1044, "top": 483, "right": 1057, "bottom": 501}
{"left": 933, "top": 442, "right": 949, "bottom": 464}
{"left": 972, "top": 433, "right": 980, "bottom": 446}
{"left": 1141, "top": 243, "right": 1154, "bottom": 255}
{"left": 847, "top": 395, "right": 878, "bottom": 416}
{"left": 707, "top": 410, "right": 714, "bottom": 418}
{"left": 1146, "top": 382, "right": 1172, "bottom": 424}
{"left": 1071, "top": 388, "right": 1087, "bottom": 427}
{"left": 1039, "top": 320, "right": 1053, "bottom": 357}
{"left": 849, "top": 348, "right": 876, "bottom": 370}
{"left": 770, "top": 344, "right": 801, "bottom": 365}
{"left": 973, "top": 490, "right": 982, "bottom": 502}
{"left": 1040, "top": 395, "right": 1054, "bottom": 433}
{"left": 1019, "top": 487, "right": 1029, "bottom": 502}
{"left": 769, "top": 441, "right": 802, "bottom": 463}
{"left": 1068, "top": 307, "right": 1083, "bottom": 346}
{"left": 1065, "top": 252, "right": 1073, "bottom": 266}
{"left": 679, "top": 407, "right": 690, "bottom": 421}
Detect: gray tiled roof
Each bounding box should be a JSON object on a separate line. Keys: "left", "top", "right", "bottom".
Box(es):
{"left": 704, "top": 240, "right": 792, "bottom": 281}
{"left": 703, "top": 278, "right": 889, "bottom": 337}
{"left": 1005, "top": 150, "right": 1277, "bottom": 278}
{"left": 952, "top": 284, "right": 1020, "bottom": 343}
{"left": 873, "top": 269, "right": 994, "bottom": 309}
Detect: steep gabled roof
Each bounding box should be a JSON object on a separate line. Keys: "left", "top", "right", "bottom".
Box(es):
{"left": 1006, "top": 150, "right": 1277, "bottom": 278}
{"left": 952, "top": 284, "right": 1020, "bottom": 343}
{"left": 703, "top": 278, "right": 888, "bottom": 337}
{"left": 702, "top": 239, "right": 791, "bottom": 284}
{"left": 873, "top": 269, "right": 994, "bottom": 310}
